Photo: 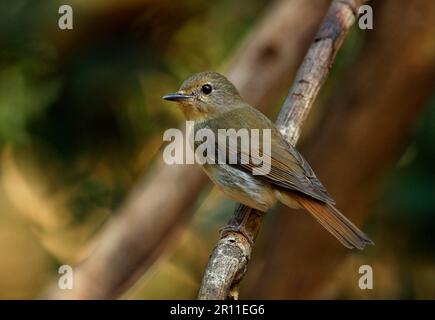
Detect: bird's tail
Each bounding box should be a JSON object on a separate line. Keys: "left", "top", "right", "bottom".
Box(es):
{"left": 289, "top": 193, "right": 374, "bottom": 250}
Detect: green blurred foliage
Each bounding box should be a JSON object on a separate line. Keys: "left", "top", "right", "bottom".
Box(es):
{"left": 0, "top": 0, "right": 269, "bottom": 219}
{"left": 380, "top": 97, "right": 435, "bottom": 254}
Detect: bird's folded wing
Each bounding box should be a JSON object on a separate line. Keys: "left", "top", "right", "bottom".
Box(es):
{"left": 222, "top": 133, "right": 335, "bottom": 204}
{"left": 199, "top": 107, "right": 335, "bottom": 204}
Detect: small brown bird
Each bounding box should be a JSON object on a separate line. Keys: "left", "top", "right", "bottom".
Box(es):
{"left": 163, "top": 71, "right": 373, "bottom": 250}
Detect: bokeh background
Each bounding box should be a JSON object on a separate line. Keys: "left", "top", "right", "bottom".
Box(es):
{"left": 0, "top": 0, "right": 433, "bottom": 299}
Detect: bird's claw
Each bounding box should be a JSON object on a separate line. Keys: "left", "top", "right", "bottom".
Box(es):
{"left": 220, "top": 224, "right": 255, "bottom": 247}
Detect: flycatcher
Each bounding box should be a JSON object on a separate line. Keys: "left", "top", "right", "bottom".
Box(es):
{"left": 163, "top": 71, "right": 373, "bottom": 250}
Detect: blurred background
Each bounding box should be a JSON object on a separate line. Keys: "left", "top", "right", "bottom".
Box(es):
{"left": 0, "top": 0, "right": 433, "bottom": 299}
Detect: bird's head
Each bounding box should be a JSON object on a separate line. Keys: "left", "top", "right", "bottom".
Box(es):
{"left": 163, "top": 72, "right": 242, "bottom": 120}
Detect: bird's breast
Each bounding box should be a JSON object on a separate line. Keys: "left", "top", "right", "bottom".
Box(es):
{"left": 202, "top": 163, "right": 276, "bottom": 211}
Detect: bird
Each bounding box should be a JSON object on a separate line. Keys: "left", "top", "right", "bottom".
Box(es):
{"left": 163, "top": 71, "right": 373, "bottom": 250}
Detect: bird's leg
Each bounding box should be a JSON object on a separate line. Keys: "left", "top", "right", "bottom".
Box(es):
{"left": 220, "top": 205, "right": 263, "bottom": 246}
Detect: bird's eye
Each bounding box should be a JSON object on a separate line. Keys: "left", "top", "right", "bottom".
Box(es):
{"left": 201, "top": 84, "right": 212, "bottom": 95}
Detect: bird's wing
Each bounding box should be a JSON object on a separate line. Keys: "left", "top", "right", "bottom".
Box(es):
{"left": 196, "top": 106, "right": 335, "bottom": 204}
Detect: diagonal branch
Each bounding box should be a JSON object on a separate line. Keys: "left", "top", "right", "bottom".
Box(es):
{"left": 198, "top": 0, "right": 368, "bottom": 300}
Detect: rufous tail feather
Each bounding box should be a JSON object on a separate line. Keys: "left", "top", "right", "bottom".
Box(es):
{"left": 293, "top": 194, "right": 374, "bottom": 250}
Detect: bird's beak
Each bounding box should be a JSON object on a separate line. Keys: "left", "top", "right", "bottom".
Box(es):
{"left": 162, "top": 92, "right": 194, "bottom": 102}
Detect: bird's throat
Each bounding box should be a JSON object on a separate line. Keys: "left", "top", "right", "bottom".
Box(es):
{"left": 181, "top": 105, "right": 219, "bottom": 121}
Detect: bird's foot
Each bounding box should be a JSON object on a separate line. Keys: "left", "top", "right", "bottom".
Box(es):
{"left": 220, "top": 223, "right": 255, "bottom": 247}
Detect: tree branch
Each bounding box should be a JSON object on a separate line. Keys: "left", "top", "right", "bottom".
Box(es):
{"left": 198, "top": 0, "right": 368, "bottom": 300}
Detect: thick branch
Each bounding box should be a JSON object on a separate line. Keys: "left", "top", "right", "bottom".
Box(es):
{"left": 198, "top": 0, "right": 368, "bottom": 300}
